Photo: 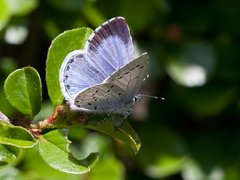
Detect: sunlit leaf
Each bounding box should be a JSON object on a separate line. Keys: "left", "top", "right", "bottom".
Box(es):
{"left": 182, "top": 158, "right": 224, "bottom": 180}
{"left": 46, "top": 28, "right": 93, "bottom": 106}
{"left": 0, "top": 121, "right": 37, "bottom": 148}
{"left": 166, "top": 42, "right": 216, "bottom": 87}
{"left": 4, "top": 25, "right": 28, "bottom": 45}
{"left": 90, "top": 156, "right": 125, "bottom": 180}
{"left": 0, "top": 144, "right": 21, "bottom": 166}
{"left": 6, "top": 0, "right": 39, "bottom": 16}
{"left": 4, "top": 67, "right": 42, "bottom": 118}
{"left": 38, "top": 129, "right": 99, "bottom": 174}
{"left": 145, "top": 155, "right": 186, "bottom": 178}
{"left": 0, "top": 167, "right": 23, "bottom": 179}
{"left": 0, "top": 0, "right": 10, "bottom": 30}
{"left": 137, "top": 126, "right": 187, "bottom": 178}
{"left": 84, "top": 118, "right": 141, "bottom": 154}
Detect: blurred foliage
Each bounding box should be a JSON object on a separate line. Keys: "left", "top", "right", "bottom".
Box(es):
{"left": 0, "top": 0, "right": 240, "bottom": 179}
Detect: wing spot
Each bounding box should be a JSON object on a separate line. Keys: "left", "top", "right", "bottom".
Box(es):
{"left": 118, "top": 76, "right": 123, "bottom": 79}
{"left": 77, "top": 105, "right": 81, "bottom": 108}
{"left": 124, "top": 71, "right": 129, "bottom": 74}
{"left": 66, "top": 66, "right": 70, "bottom": 70}
{"left": 95, "top": 90, "right": 99, "bottom": 93}
{"left": 92, "top": 93, "right": 95, "bottom": 96}
{"left": 118, "top": 93, "right": 122, "bottom": 96}
{"left": 107, "top": 89, "right": 110, "bottom": 93}
{"left": 88, "top": 103, "right": 92, "bottom": 106}
{"left": 130, "top": 67, "right": 135, "bottom": 71}
{"left": 110, "top": 85, "right": 114, "bottom": 88}
{"left": 106, "top": 98, "right": 108, "bottom": 101}
{"left": 66, "top": 85, "right": 70, "bottom": 89}
{"left": 136, "top": 65, "right": 140, "bottom": 68}
{"left": 65, "top": 75, "right": 69, "bottom": 79}
{"left": 69, "top": 58, "right": 74, "bottom": 63}
{"left": 140, "top": 66, "right": 144, "bottom": 68}
{"left": 94, "top": 105, "right": 98, "bottom": 110}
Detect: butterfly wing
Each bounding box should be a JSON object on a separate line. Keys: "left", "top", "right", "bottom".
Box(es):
{"left": 59, "top": 50, "right": 106, "bottom": 101}
{"left": 73, "top": 53, "right": 149, "bottom": 114}
{"left": 104, "top": 53, "right": 149, "bottom": 100}
{"left": 74, "top": 83, "right": 127, "bottom": 112}
{"left": 84, "top": 17, "right": 135, "bottom": 77}
{"left": 60, "top": 17, "right": 148, "bottom": 115}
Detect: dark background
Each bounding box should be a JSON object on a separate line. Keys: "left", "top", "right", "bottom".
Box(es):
{"left": 0, "top": 0, "right": 240, "bottom": 179}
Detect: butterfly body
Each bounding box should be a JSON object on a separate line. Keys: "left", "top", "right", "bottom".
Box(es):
{"left": 59, "top": 17, "right": 149, "bottom": 116}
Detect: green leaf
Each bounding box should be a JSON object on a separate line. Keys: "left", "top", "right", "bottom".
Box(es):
{"left": 84, "top": 118, "right": 141, "bottom": 154}
{"left": 0, "top": 144, "right": 21, "bottom": 166}
{"left": 137, "top": 126, "right": 187, "bottom": 178}
{"left": 89, "top": 156, "right": 125, "bottom": 180}
{"left": 0, "top": 167, "right": 23, "bottom": 179}
{"left": 46, "top": 28, "right": 93, "bottom": 106}
{"left": 0, "top": 0, "right": 10, "bottom": 30}
{"left": 6, "top": 0, "right": 39, "bottom": 16}
{"left": 38, "top": 129, "right": 99, "bottom": 174}
{"left": 0, "top": 121, "right": 37, "bottom": 148}
{"left": 4, "top": 67, "right": 42, "bottom": 118}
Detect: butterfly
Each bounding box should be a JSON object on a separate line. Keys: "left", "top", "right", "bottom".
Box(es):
{"left": 59, "top": 17, "right": 149, "bottom": 117}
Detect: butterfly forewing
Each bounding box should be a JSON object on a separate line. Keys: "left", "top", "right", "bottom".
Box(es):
{"left": 85, "top": 17, "right": 135, "bottom": 77}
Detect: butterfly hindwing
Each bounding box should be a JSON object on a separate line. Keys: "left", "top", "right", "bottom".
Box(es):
{"left": 104, "top": 53, "right": 149, "bottom": 99}
{"left": 74, "top": 83, "right": 126, "bottom": 112}
{"left": 59, "top": 50, "right": 106, "bottom": 100}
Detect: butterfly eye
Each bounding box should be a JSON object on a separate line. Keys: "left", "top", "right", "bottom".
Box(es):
{"left": 133, "top": 97, "right": 138, "bottom": 102}
{"left": 133, "top": 94, "right": 141, "bottom": 102}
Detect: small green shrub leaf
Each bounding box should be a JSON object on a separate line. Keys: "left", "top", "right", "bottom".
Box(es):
{"left": 84, "top": 118, "right": 141, "bottom": 154}
{"left": 0, "top": 121, "right": 37, "bottom": 148}
{"left": 0, "top": 144, "right": 21, "bottom": 166}
{"left": 6, "top": 0, "right": 39, "bottom": 16}
{"left": 46, "top": 28, "right": 93, "bottom": 106}
{"left": 38, "top": 129, "right": 99, "bottom": 174}
{"left": 0, "top": 0, "right": 10, "bottom": 30}
{"left": 4, "top": 67, "right": 42, "bottom": 118}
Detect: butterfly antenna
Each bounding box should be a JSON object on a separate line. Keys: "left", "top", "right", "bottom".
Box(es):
{"left": 139, "top": 93, "right": 165, "bottom": 100}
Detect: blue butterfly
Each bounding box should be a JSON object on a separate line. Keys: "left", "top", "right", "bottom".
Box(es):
{"left": 59, "top": 17, "right": 149, "bottom": 116}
